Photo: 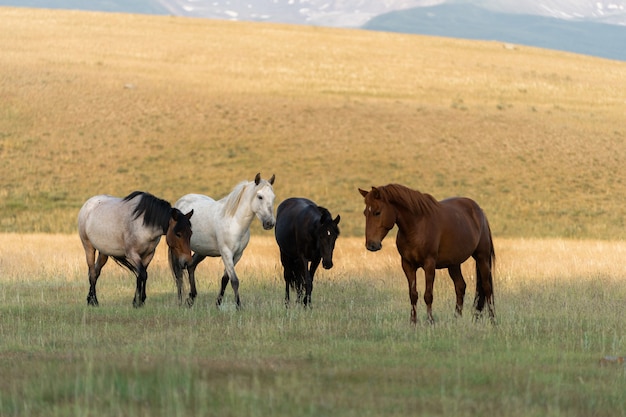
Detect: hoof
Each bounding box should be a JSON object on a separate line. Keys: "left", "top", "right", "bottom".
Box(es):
{"left": 186, "top": 297, "right": 195, "bottom": 308}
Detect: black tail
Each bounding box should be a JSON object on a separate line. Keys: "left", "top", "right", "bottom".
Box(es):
{"left": 112, "top": 256, "right": 139, "bottom": 277}
{"left": 487, "top": 219, "right": 495, "bottom": 307}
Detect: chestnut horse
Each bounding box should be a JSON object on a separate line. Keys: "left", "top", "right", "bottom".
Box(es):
{"left": 359, "top": 184, "right": 495, "bottom": 324}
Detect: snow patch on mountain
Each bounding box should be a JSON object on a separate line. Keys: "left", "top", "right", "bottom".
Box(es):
{"left": 158, "top": 0, "right": 626, "bottom": 27}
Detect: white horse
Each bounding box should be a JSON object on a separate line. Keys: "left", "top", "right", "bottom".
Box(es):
{"left": 172, "top": 173, "right": 276, "bottom": 307}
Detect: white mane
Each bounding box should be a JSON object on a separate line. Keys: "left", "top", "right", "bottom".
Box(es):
{"left": 224, "top": 181, "right": 250, "bottom": 217}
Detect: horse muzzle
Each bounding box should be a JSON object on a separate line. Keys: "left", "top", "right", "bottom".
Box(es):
{"left": 179, "top": 254, "right": 193, "bottom": 268}
{"left": 366, "top": 241, "right": 382, "bottom": 252}
{"left": 322, "top": 260, "right": 333, "bottom": 269}
{"left": 263, "top": 219, "right": 275, "bottom": 230}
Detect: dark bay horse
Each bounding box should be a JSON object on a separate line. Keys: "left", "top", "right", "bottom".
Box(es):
{"left": 275, "top": 197, "right": 340, "bottom": 306}
{"left": 173, "top": 173, "right": 276, "bottom": 308}
{"left": 78, "top": 191, "right": 193, "bottom": 307}
{"left": 359, "top": 184, "right": 495, "bottom": 324}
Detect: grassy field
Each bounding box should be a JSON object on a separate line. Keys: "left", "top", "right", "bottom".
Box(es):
{"left": 1, "top": 7, "right": 626, "bottom": 238}
{"left": 1, "top": 234, "right": 625, "bottom": 416}
{"left": 1, "top": 6, "right": 626, "bottom": 417}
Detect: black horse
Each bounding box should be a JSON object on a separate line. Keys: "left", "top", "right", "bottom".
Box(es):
{"left": 275, "top": 197, "right": 340, "bottom": 306}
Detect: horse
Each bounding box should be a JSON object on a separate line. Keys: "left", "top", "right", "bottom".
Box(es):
{"left": 275, "top": 197, "right": 341, "bottom": 307}
{"left": 358, "top": 184, "right": 495, "bottom": 324}
{"left": 78, "top": 191, "right": 194, "bottom": 307}
{"left": 172, "top": 173, "right": 276, "bottom": 308}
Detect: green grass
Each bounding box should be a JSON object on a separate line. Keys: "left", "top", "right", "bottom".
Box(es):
{"left": 1, "top": 255, "right": 625, "bottom": 417}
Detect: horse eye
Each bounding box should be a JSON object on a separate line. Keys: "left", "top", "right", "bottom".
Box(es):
{"left": 374, "top": 211, "right": 381, "bottom": 217}
{"left": 258, "top": 195, "right": 263, "bottom": 200}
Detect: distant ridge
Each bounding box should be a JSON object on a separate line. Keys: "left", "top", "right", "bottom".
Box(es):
{"left": 363, "top": 3, "right": 626, "bottom": 62}
{"left": 0, "top": 0, "right": 169, "bottom": 14}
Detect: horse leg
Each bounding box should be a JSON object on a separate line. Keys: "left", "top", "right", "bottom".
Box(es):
{"left": 133, "top": 264, "right": 148, "bottom": 308}
{"left": 295, "top": 258, "right": 306, "bottom": 304}
{"left": 401, "top": 258, "right": 419, "bottom": 324}
{"left": 171, "top": 249, "right": 185, "bottom": 306}
{"left": 284, "top": 276, "right": 291, "bottom": 307}
{"left": 185, "top": 253, "right": 205, "bottom": 307}
{"left": 216, "top": 271, "right": 230, "bottom": 307}
{"left": 448, "top": 265, "right": 467, "bottom": 317}
{"left": 294, "top": 268, "right": 304, "bottom": 304}
{"left": 217, "top": 250, "right": 242, "bottom": 308}
{"left": 86, "top": 250, "right": 108, "bottom": 306}
{"left": 423, "top": 259, "right": 437, "bottom": 324}
{"left": 281, "top": 253, "right": 292, "bottom": 307}
{"left": 284, "top": 265, "right": 298, "bottom": 307}
{"left": 134, "top": 251, "right": 157, "bottom": 307}
{"left": 172, "top": 259, "right": 184, "bottom": 306}
{"left": 304, "top": 257, "right": 320, "bottom": 307}
{"left": 230, "top": 273, "right": 241, "bottom": 309}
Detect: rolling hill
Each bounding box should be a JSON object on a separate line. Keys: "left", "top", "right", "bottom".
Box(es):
{"left": 2, "top": 1, "right": 626, "bottom": 61}
{"left": 1, "top": 7, "right": 625, "bottom": 239}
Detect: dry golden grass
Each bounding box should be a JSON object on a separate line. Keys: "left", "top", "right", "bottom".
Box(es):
{"left": 1, "top": 7, "right": 625, "bottom": 238}
{"left": 3, "top": 233, "right": 625, "bottom": 294}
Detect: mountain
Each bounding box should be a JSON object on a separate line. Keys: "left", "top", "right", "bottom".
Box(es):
{"left": 0, "top": 1, "right": 436, "bottom": 26}
{"left": 363, "top": 3, "right": 626, "bottom": 61}
{"left": 5, "top": 0, "right": 626, "bottom": 27}
{"left": 0, "top": 0, "right": 170, "bottom": 14}
{"left": 466, "top": 0, "right": 626, "bottom": 26}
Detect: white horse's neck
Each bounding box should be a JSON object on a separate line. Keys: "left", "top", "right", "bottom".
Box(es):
{"left": 223, "top": 181, "right": 256, "bottom": 228}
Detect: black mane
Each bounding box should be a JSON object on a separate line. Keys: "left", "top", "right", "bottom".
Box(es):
{"left": 124, "top": 191, "right": 172, "bottom": 234}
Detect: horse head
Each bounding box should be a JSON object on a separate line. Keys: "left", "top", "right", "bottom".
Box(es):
{"left": 166, "top": 208, "right": 194, "bottom": 267}
{"left": 359, "top": 186, "right": 396, "bottom": 251}
{"left": 252, "top": 173, "right": 276, "bottom": 230}
{"left": 317, "top": 209, "right": 341, "bottom": 269}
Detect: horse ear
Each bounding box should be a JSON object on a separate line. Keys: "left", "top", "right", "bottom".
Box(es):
{"left": 371, "top": 186, "right": 381, "bottom": 199}
{"left": 254, "top": 173, "right": 261, "bottom": 185}
{"left": 358, "top": 188, "right": 369, "bottom": 198}
{"left": 170, "top": 208, "right": 180, "bottom": 220}
{"left": 269, "top": 174, "right": 275, "bottom": 185}
{"left": 185, "top": 209, "right": 194, "bottom": 220}
{"left": 334, "top": 214, "right": 340, "bottom": 225}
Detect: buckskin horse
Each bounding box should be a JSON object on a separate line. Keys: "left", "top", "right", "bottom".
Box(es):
{"left": 359, "top": 184, "right": 495, "bottom": 324}
{"left": 173, "top": 173, "right": 276, "bottom": 308}
{"left": 78, "top": 191, "right": 193, "bottom": 307}
{"left": 275, "top": 197, "right": 341, "bottom": 307}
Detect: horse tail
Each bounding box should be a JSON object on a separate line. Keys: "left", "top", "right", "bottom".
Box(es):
{"left": 487, "top": 217, "right": 495, "bottom": 305}
{"left": 474, "top": 213, "right": 496, "bottom": 311}
{"left": 112, "top": 256, "right": 139, "bottom": 276}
